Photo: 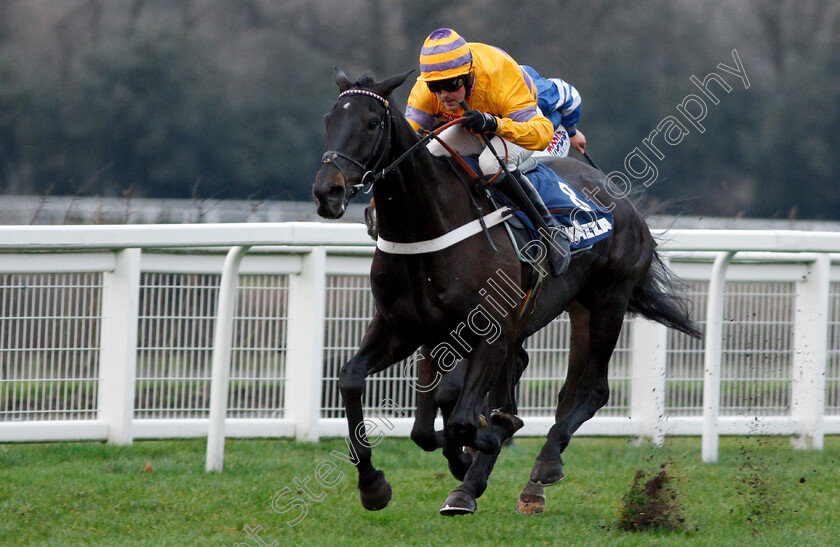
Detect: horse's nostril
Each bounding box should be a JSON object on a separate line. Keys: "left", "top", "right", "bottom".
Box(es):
{"left": 328, "top": 186, "right": 345, "bottom": 200}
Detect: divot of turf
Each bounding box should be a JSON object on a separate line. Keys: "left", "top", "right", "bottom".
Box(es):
{"left": 618, "top": 461, "right": 685, "bottom": 532}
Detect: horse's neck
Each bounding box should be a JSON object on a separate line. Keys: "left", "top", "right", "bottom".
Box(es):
{"left": 374, "top": 124, "right": 473, "bottom": 243}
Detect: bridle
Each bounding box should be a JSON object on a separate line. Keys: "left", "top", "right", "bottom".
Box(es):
{"left": 321, "top": 88, "right": 505, "bottom": 201}
{"left": 321, "top": 87, "right": 513, "bottom": 252}
{"left": 321, "top": 89, "right": 393, "bottom": 198}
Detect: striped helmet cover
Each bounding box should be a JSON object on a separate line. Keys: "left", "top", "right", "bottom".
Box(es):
{"left": 417, "top": 28, "right": 473, "bottom": 82}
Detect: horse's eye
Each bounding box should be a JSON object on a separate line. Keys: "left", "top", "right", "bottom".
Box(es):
{"left": 368, "top": 118, "right": 380, "bottom": 130}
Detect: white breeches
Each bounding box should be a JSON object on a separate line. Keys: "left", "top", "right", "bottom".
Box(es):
{"left": 426, "top": 125, "right": 534, "bottom": 176}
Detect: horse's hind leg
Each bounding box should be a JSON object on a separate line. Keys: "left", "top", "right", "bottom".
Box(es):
{"left": 431, "top": 362, "right": 478, "bottom": 482}
{"left": 405, "top": 351, "right": 474, "bottom": 481}
{"left": 529, "top": 296, "right": 628, "bottom": 486}
{"left": 339, "top": 314, "right": 419, "bottom": 511}
{"left": 409, "top": 346, "right": 446, "bottom": 452}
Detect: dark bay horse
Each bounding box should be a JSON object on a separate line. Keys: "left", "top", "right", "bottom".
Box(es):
{"left": 313, "top": 69, "right": 701, "bottom": 515}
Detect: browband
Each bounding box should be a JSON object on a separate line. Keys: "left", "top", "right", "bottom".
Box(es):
{"left": 338, "top": 89, "right": 389, "bottom": 108}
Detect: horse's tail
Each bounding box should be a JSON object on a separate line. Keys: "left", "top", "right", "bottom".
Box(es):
{"left": 628, "top": 251, "right": 703, "bottom": 339}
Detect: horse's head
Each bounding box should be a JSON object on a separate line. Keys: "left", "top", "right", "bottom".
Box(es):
{"left": 313, "top": 67, "right": 413, "bottom": 219}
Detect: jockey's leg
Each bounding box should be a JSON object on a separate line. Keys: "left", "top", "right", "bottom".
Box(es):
{"left": 426, "top": 125, "right": 485, "bottom": 157}
{"left": 480, "top": 136, "right": 570, "bottom": 277}
{"left": 476, "top": 135, "right": 534, "bottom": 176}
{"left": 496, "top": 171, "right": 570, "bottom": 277}
{"left": 427, "top": 129, "right": 571, "bottom": 276}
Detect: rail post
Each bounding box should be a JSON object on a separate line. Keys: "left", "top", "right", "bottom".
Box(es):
{"left": 702, "top": 251, "right": 735, "bottom": 463}
{"left": 206, "top": 245, "right": 251, "bottom": 472}
{"left": 631, "top": 317, "right": 668, "bottom": 446}
{"left": 284, "top": 247, "right": 327, "bottom": 442}
{"left": 791, "top": 253, "right": 830, "bottom": 450}
{"left": 97, "top": 248, "right": 142, "bottom": 445}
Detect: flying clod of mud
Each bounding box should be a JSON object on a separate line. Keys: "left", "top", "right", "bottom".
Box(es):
{"left": 618, "top": 463, "right": 686, "bottom": 532}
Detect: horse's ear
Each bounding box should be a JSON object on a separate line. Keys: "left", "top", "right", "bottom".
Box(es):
{"left": 335, "top": 66, "right": 353, "bottom": 92}
{"left": 377, "top": 69, "right": 415, "bottom": 97}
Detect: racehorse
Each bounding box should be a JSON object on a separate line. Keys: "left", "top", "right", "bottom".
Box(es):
{"left": 313, "top": 68, "right": 701, "bottom": 515}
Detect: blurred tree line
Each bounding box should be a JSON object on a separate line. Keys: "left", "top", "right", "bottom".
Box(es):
{"left": 0, "top": 0, "right": 838, "bottom": 218}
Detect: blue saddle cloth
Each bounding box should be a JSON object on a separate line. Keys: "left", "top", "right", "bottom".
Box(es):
{"left": 462, "top": 158, "right": 613, "bottom": 249}
{"left": 521, "top": 163, "right": 613, "bottom": 249}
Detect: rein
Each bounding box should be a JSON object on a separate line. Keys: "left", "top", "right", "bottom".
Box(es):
{"left": 372, "top": 118, "right": 505, "bottom": 186}
{"left": 352, "top": 117, "right": 477, "bottom": 193}
{"left": 321, "top": 88, "right": 504, "bottom": 196}
{"left": 322, "top": 87, "right": 509, "bottom": 253}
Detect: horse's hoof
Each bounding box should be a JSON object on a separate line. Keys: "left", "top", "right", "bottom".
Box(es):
{"left": 359, "top": 470, "right": 392, "bottom": 511}
{"left": 529, "top": 458, "right": 564, "bottom": 486}
{"left": 440, "top": 489, "right": 476, "bottom": 516}
{"left": 447, "top": 449, "right": 474, "bottom": 482}
{"left": 516, "top": 481, "right": 546, "bottom": 515}
{"left": 490, "top": 410, "right": 524, "bottom": 437}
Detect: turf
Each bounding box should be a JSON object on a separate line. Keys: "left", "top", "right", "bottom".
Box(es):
{"left": 1, "top": 436, "right": 837, "bottom": 546}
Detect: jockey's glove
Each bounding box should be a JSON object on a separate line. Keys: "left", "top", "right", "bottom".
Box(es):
{"left": 461, "top": 110, "right": 498, "bottom": 133}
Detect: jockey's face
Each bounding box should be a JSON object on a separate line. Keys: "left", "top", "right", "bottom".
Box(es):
{"left": 433, "top": 85, "right": 467, "bottom": 112}
{"left": 428, "top": 75, "right": 468, "bottom": 111}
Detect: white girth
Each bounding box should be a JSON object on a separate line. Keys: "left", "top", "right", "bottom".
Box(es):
{"left": 376, "top": 207, "right": 514, "bottom": 255}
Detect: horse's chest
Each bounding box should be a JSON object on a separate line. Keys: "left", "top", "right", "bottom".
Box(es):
{"left": 373, "top": 274, "right": 476, "bottom": 326}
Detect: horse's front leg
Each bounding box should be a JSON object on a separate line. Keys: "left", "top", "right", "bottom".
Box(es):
{"left": 339, "top": 313, "right": 419, "bottom": 511}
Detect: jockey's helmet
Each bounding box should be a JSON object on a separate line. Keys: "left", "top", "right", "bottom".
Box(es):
{"left": 418, "top": 28, "right": 472, "bottom": 82}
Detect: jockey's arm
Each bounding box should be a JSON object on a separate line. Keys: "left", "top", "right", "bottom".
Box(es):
{"left": 554, "top": 83, "right": 586, "bottom": 154}
{"left": 492, "top": 104, "right": 554, "bottom": 151}
{"left": 405, "top": 59, "right": 553, "bottom": 151}
{"left": 405, "top": 82, "right": 440, "bottom": 133}
{"left": 492, "top": 69, "right": 554, "bottom": 151}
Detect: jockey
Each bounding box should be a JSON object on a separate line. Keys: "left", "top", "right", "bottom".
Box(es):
{"left": 405, "top": 28, "right": 571, "bottom": 277}
{"left": 521, "top": 65, "right": 587, "bottom": 159}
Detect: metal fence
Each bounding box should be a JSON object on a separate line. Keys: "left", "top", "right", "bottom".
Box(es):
{"left": 0, "top": 272, "right": 102, "bottom": 422}
{"left": 0, "top": 224, "right": 838, "bottom": 467}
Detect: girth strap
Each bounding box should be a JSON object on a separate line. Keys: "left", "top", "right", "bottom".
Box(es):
{"left": 376, "top": 207, "right": 514, "bottom": 255}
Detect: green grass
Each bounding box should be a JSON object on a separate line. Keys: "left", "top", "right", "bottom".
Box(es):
{"left": 0, "top": 436, "right": 838, "bottom": 546}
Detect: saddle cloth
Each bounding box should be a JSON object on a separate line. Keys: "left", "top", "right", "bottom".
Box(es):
{"left": 518, "top": 163, "right": 614, "bottom": 249}
{"left": 461, "top": 157, "right": 614, "bottom": 250}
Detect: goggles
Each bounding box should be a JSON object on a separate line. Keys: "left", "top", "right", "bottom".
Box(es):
{"left": 427, "top": 76, "right": 467, "bottom": 93}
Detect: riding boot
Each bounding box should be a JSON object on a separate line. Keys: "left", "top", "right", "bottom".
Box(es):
{"left": 495, "top": 170, "right": 571, "bottom": 277}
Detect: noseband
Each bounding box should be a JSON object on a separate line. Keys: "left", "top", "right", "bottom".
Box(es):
{"left": 321, "top": 89, "right": 477, "bottom": 201}
{"left": 321, "top": 89, "right": 392, "bottom": 196}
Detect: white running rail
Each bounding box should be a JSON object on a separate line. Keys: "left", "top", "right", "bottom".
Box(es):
{"left": 0, "top": 223, "right": 838, "bottom": 470}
